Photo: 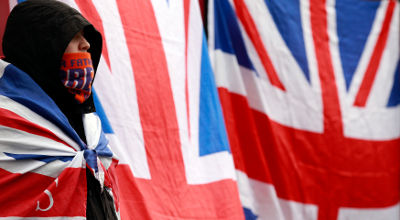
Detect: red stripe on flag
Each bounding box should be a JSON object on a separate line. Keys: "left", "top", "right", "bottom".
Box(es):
{"left": 116, "top": 0, "right": 244, "bottom": 218}
{"left": 198, "top": 0, "right": 205, "bottom": 22}
{"left": 353, "top": 0, "right": 396, "bottom": 107}
{"left": 0, "top": 167, "right": 86, "bottom": 217}
{"left": 116, "top": 164, "right": 244, "bottom": 219}
{"left": 0, "top": 108, "right": 76, "bottom": 151}
{"left": 218, "top": 88, "right": 271, "bottom": 183}
{"left": 217, "top": 1, "right": 400, "bottom": 219}
{"left": 310, "top": 0, "right": 343, "bottom": 218}
{"left": 0, "top": 168, "right": 54, "bottom": 216}
{"left": 232, "top": 0, "right": 285, "bottom": 91}
{"left": 0, "top": 0, "right": 10, "bottom": 57}
{"left": 117, "top": 0, "right": 186, "bottom": 186}
{"left": 184, "top": 0, "right": 191, "bottom": 138}
{"left": 103, "top": 158, "right": 120, "bottom": 212}
{"left": 75, "top": 0, "right": 112, "bottom": 71}
{"left": 310, "top": 0, "right": 343, "bottom": 135}
{"left": 219, "top": 90, "right": 400, "bottom": 220}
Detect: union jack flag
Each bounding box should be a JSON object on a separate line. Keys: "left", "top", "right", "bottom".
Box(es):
{"left": 0, "top": 0, "right": 245, "bottom": 219}
{"left": 209, "top": 0, "right": 400, "bottom": 219}
{"left": 0, "top": 59, "right": 119, "bottom": 218}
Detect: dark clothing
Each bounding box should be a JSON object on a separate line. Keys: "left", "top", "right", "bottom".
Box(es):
{"left": 2, "top": 0, "right": 116, "bottom": 219}
{"left": 2, "top": 0, "right": 101, "bottom": 119}
{"left": 86, "top": 168, "right": 119, "bottom": 220}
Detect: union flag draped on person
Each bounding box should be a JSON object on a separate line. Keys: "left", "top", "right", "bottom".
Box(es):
{"left": 1, "top": 0, "right": 400, "bottom": 220}
{"left": 208, "top": 0, "right": 400, "bottom": 219}
{"left": 0, "top": 0, "right": 244, "bottom": 219}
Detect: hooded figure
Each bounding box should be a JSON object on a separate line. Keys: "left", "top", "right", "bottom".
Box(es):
{"left": 2, "top": 1, "right": 118, "bottom": 219}
{"left": 2, "top": 0, "right": 101, "bottom": 137}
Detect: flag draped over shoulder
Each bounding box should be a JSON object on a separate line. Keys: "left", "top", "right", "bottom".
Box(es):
{"left": 55, "top": 0, "right": 243, "bottom": 219}
{"left": 209, "top": 0, "right": 400, "bottom": 220}
{"left": 2, "top": 0, "right": 244, "bottom": 219}
{"left": 0, "top": 60, "right": 118, "bottom": 218}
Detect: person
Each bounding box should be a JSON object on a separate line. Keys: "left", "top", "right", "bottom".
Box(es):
{"left": 1, "top": 0, "right": 118, "bottom": 219}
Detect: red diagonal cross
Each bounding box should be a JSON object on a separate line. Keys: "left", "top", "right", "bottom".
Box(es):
{"left": 233, "top": 0, "right": 286, "bottom": 91}
{"left": 219, "top": 1, "right": 400, "bottom": 220}
{"left": 101, "top": 0, "right": 244, "bottom": 219}
{"left": 0, "top": 0, "right": 242, "bottom": 219}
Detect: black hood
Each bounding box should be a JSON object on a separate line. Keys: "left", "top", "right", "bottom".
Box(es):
{"left": 2, "top": 0, "right": 102, "bottom": 114}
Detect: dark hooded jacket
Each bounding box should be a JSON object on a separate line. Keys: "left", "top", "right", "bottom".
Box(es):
{"left": 2, "top": 1, "right": 117, "bottom": 219}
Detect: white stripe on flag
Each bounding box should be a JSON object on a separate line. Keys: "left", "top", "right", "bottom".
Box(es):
{"left": 0, "top": 60, "right": 7, "bottom": 78}
{"left": 0, "top": 125, "right": 77, "bottom": 156}
{"left": 0, "top": 95, "right": 81, "bottom": 151}
{"left": 0, "top": 148, "right": 85, "bottom": 178}
{"left": 90, "top": 0, "right": 150, "bottom": 179}
{"left": 8, "top": 0, "right": 18, "bottom": 11}
{"left": 338, "top": 203, "right": 400, "bottom": 220}
{"left": 237, "top": 170, "right": 319, "bottom": 220}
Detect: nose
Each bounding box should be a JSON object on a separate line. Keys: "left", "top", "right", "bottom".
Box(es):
{"left": 79, "top": 36, "right": 90, "bottom": 52}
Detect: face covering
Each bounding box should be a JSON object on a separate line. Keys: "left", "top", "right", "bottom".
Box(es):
{"left": 60, "top": 52, "right": 94, "bottom": 103}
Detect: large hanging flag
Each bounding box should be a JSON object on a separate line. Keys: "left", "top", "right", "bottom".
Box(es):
{"left": 209, "top": 0, "right": 400, "bottom": 219}
{"left": 1, "top": 0, "right": 244, "bottom": 219}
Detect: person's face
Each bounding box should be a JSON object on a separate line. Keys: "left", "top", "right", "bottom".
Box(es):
{"left": 64, "top": 30, "right": 90, "bottom": 53}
